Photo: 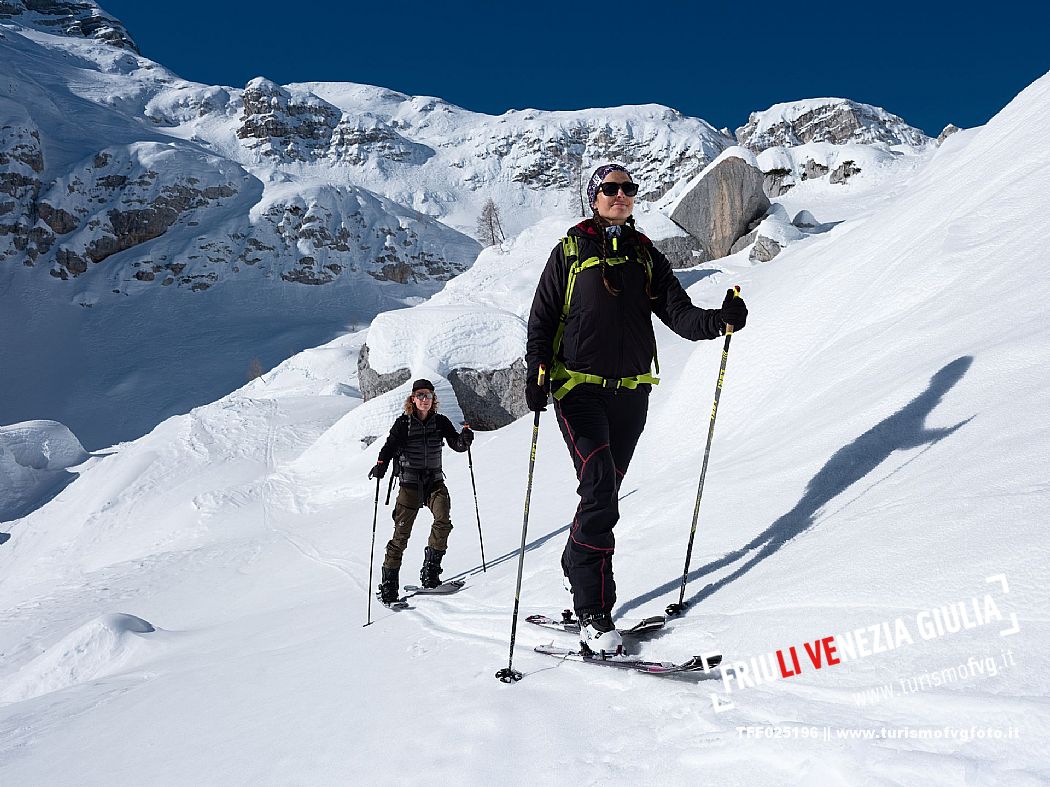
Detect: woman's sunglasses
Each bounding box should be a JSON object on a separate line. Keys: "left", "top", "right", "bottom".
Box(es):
{"left": 413, "top": 392, "right": 434, "bottom": 401}
{"left": 598, "top": 182, "right": 639, "bottom": 197}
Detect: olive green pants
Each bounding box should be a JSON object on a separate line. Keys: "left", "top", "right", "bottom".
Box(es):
{"left": 383, "top": 481, "right": 453, "bottom": 570}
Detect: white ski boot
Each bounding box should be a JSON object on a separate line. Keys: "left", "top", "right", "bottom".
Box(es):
{"left": 578, "top": 611, "right": 623, "bottom": 657}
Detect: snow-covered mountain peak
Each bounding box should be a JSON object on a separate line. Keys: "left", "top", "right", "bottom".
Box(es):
{"left": 0, "top": 0, "right": 137, "bottom": 51}
{"left": 736, "top": 97, "right": 930, "bottom": 152}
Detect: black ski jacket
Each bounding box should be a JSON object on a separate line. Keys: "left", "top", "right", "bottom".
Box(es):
{"left": 526, "top": 220, "right": 725, "bottom": 382}
{"left": 377, "top": 411, "right": 470, "bottom": 479}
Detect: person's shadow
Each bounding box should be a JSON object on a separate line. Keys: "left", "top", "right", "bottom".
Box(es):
{"left": 617, "top": 356, "right": 975, "bottom": 617}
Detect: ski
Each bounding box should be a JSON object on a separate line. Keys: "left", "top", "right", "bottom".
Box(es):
{"left": 402, "top": 579, "right": 466, "bottom": 596}
{"left": 526, "top": 611, "right": 665, "bottom": 638}
{"left": 534, "top": 645, "right": 722, "bottom": 676}
{"left": 375, "top": 594, "right": 411, "bottom": 611}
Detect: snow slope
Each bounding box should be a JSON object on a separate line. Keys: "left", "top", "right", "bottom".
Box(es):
{"left": 1, "top": 67, "right": 1048, "bottom": 786}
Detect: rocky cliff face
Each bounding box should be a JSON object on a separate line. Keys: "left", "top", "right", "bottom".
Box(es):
{"left": 0, "top": 0, "right": 138, "bottom": 51}
{"left": 737, "top": 98, "right": 930, "bottom": 152}
{"left": 237, "top": 78, "right": 343, "bottom": 162}
{"left": 0, "top": 109, "right": 43, "bottom": 266}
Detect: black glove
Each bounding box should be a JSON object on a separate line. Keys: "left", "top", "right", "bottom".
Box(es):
{"left": 368, "top": 461, "right": 387, "bottom": 480}
{"left": 718, "top": 288, "right": 747, "bottom": 333}
{"left": 525, "top": 369, "right": 550, "bottom": 412}
{"left": 460, "top": 428, "right": 474, "bottom": 447}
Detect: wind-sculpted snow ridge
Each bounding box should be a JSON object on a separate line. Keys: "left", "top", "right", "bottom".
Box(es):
{"left": 0, "top": 613, "right": 157, "bottom": 705}
{"left": 0, "top": 420, "right": 87, "bottom": 521}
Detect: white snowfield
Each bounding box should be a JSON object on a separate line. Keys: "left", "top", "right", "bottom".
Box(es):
{"left": 1, "top": 68, "right": 1049, "bottom": 786}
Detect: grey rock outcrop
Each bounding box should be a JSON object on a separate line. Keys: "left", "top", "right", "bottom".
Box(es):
{"left": 669, "top": 156, "right": 770, "bottom": 260}
{"left": 801, "top": 159, "right": 830, "bottom": 180}
{"left": 749, "top": 235, "right": 782, "bottom": 263}
{"left": 829, "top": 160, "right": 862, "bottom": 184}
{"left": 762, "top": 167, "right": 795, "bottom": 197}
{"left": 27, "top": 143, "right": 246, "bottom": 279}
{"left": 3, "top": 128, "right": 478, "bottom": 289}
{"left": 238, "top": 78, "right": 342, "bottom": 162}
{"left": 0, "top": 118, "right": 44, "bottom": 264}
{"left": 729, "top": 229, "right": 758, "bottom": 255}
{"left": 937, "top": 124, "right": 961, "bottom": 144}
{"left": 329, "top": 117, "right": 434, "bottom": 166}
{"left": 652, "top": 233, "right": 707, "bottom": 267}
{"left": 736, "top": 98, "right": 930, "bottom": 152}
{"left": 448, "top": 360, "right": 528, "bottom": 430}
{"left": 357, "top": 344, "right": 410, "bottom": 401}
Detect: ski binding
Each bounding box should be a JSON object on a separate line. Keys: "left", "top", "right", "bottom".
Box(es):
{"left": 526, "top": 610, "right": 665, "bottom": 637}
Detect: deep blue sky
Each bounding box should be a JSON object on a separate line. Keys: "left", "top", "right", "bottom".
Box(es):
{"left": 101, "top": 1, "right": 1049, "bottom": 136}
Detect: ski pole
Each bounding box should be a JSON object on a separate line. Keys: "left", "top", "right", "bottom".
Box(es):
{"left": 364, "top": 475, "right": 381, "bottom": 627}
{"left": 496, "top": 364, "right": 545, "bottom": 683}
{"left": 385, "top": 469, "right": 395, "bottom": 506}
{"left": 462, "top": 422, "right": 487, "bottom": 572}
{"left": 667, "top": 287, "right": 740, "bottom": 616}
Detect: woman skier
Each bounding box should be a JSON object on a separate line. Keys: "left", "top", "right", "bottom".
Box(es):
{"left": 369, "top": 379, "right": 473, "bottom": 603}
{"left": 525, "top": 163, "right": 747, "bottom": 655}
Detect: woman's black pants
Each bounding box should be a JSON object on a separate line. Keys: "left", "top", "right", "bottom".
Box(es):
{"left": 554, "top": 385, "right": 649, "bottom": 616}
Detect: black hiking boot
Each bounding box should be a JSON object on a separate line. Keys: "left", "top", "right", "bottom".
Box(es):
{"left": 379, "top": 567, "right": 400, "bottom": 604}
{"left": 420, "top": 546, "right": 445, "bottom": 589}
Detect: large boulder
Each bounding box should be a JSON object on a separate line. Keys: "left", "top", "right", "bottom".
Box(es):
{"left": 749, "top": 236, "right": 782, "bottom": 263}
{"left": 357, "top": 344, "right": 410, "bottom": 401}
{"left": 652, "top": 234, "right": 707, "bottom": 267}
{"left": 639, "top": 208, "right": 708, "bottom": 267}
{"left": 448, "top": 361, "right": 528, "bottom": 430}
{"left": 668, "top": 154, "right": 770, "bottom": 260}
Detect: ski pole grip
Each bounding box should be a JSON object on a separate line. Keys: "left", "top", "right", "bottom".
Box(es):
{"left": 537, "top": 364, "right": 546, "bottom": 386}
{"left": 725, "top": 285, "right": 741, "bottom": 334}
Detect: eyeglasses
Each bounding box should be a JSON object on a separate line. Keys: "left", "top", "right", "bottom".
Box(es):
{"left": 598, "top": 181, "right": 639, "bottom": 197}
{"left": 413, "top": 392, "right": 434, "bottom": 401}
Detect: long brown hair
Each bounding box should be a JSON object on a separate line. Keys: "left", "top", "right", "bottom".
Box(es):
{"left": 403, "top": 390, "right": 440, "bottom": 416}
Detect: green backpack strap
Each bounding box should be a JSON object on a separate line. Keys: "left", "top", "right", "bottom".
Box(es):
{"left": 551, "top": 236, "right": 580, "bottom": 360}
{"left": 548, "top": 234, "right": 661, "bottom": 399}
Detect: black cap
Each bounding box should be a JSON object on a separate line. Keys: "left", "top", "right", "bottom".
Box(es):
{"left": 411, "top": 378, "right": 434, "bottom": 392}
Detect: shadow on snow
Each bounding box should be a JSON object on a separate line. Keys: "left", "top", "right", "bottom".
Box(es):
{"left": 616, "top": 355, "right": 975, "bottom": 618}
